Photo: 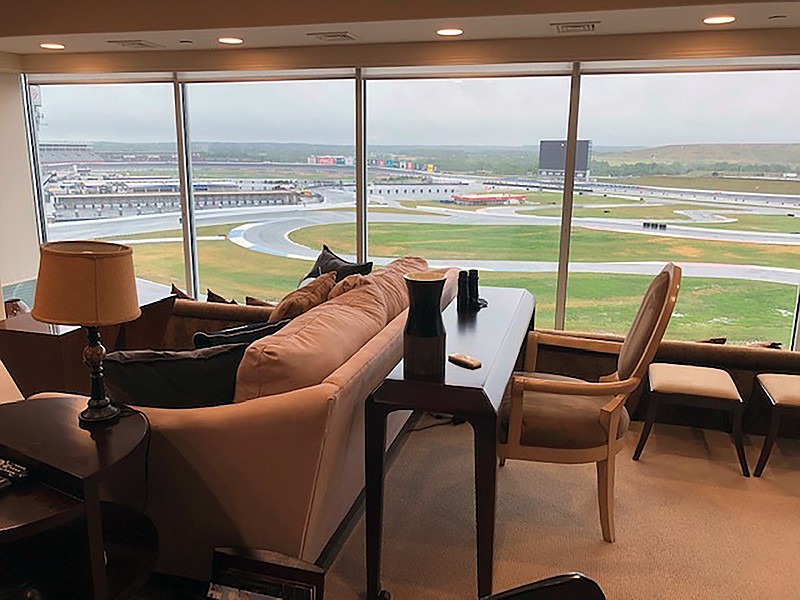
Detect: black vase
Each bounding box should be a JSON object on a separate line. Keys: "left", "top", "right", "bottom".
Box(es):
{"left": 403, "top": 271, "right": 446, "bottom": 381}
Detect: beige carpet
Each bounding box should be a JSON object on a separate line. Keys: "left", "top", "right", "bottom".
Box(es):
{"left": 326, "top": 417, "right": 800, "bottom": 599}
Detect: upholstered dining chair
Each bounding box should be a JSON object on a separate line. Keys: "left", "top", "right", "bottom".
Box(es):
{"left": 497, "top": 262, "right": 681, "bottom": 542}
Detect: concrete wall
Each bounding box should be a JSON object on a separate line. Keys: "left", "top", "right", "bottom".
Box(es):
{"left": 0, "top": 72, "right": 39, "bottom": 285}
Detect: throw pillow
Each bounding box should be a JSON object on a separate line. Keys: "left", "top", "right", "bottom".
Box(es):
{"left": 303, "top": 245, "right": 373, "bottom": 282}
{"left": 104, "top": 343, "right": 248, "bottom": 408}
{"left": 171, "top": 284, "right": 193, "bottom": 299}
{"left": 207, "top": 289, "right": 237, "bottom": 304}
{"left": 245, "top": 296, "right": 276, "bottom": 307}
{"left": 328, "top": 273, "right": 372, "bottom": 300}
{"left": 193, "top": 319, "right": 290, "bottom": 349}
{"left": 269, "top": 271, "right": 337, "bottom": 323}
{"left": 365, "top": 256, "right": 429, "bottom": 321}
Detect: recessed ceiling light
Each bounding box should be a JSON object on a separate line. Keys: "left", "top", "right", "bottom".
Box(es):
{"left": 436, "top": 28, "right": 464, "bottom": 37}
{"left": 218, "top": 37, "right": 244, "bottom": 45}
{"left": 39, "top": 43, "right": 65, "bottom": 50}
{"left": 768, "top": 14, "right": 787, "bottom": 20}
{"left": 703, "top": 15, "right": 736, "bottom": 25}
{"left": 179, "top": 39, "right": 194, "bottom": 45}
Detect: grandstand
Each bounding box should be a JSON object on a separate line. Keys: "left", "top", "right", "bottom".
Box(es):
{"left": 39, "top": 143, "right": 104, "bottom": 165}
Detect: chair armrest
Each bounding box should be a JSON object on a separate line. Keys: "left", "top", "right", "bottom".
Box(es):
{"left": 524, "top": 331, "right": 623, "bottom": 372}
{"left": 512, "top": 373, "right": 639, "bottom": 397}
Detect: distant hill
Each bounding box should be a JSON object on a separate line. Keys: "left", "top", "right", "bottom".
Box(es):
{"left": 599, "top": 144, "right": 800, "bottom": 168}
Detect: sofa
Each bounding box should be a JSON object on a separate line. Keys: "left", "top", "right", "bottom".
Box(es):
{"left": 105, "top": 257, "right": 458, "bottom": 580}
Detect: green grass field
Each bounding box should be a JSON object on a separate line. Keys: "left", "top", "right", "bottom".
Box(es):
{"left": 602, "top": 176, "right": 800, "bottom": 195}
{"left": 288, "top": 222, "right": 800, "bottom": 270}
{"left": 116, "top": 217, "right": 798, "bottom": 346}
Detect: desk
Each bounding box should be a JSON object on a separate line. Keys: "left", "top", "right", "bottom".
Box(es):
{"left": 0, "top": 396, "right": 157, "bottom": 599}
{"left": 0, "top": 278, "right": 175, "bottom": 397}
{"left": 365, "top": 287, "right": 535, "bottom": 599}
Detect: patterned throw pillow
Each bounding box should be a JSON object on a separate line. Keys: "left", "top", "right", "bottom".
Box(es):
{"left": 268, "top": 272, "right": 337, "bottom": 323}
{"left": 245, "top": 296, "right": 276, "bottom": 307}
{"left": 170, "top": 283, "right": 193, "bottom": 299}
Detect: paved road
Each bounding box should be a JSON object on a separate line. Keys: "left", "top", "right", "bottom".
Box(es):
{"left": 51, "top": 185, "right": 800, "bottom": 285}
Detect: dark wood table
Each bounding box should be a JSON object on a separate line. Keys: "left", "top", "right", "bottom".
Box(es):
{"left": 0, "top": 278, "right": 175, "bottom": 397}
{"left": 0, "top": 396, "right": 157, "bottom": 599}
{"left": 365, "top": 287, "right": 535, "bottom": 600}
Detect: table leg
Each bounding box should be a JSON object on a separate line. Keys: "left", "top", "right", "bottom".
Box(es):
{"left": 469, "top": 414, "right": 497, "bottom": 599}
{"left": 365, "top": 394, "right": 391, "bottom": 600}
{"left": 84, "top": 484, "right": 109, "bottom": 600}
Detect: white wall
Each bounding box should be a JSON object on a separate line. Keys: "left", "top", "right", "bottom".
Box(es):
{"left": 0, "top": 72, "right": 39, "bottom": 285}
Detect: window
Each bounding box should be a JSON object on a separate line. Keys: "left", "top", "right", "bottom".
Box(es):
{"left": 31, "top": 82, "right": 184, "bottom": 289}
{"left": 366, "top": 76, "right": 571, "bottom": 325}
{"left": 184, "top": 79, "right": 355, "bottom": 301}
{"left": 570, "top": 70, "right": 800, "bottom": 345}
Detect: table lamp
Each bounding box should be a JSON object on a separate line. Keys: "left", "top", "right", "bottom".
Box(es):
{"left": 32, "top": 241, "right": 140, "bottom": 424}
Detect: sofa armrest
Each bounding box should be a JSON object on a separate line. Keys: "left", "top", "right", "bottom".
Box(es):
{"left": 164, "top": 299, "right": 275, "bottom": 349}
{"left": 138, "top": 383, "right": 335, "bottom": 579}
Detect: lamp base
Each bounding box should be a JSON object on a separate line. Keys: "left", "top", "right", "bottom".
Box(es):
{"left": 79, "top": 402, "right": 120, "bottom": 425}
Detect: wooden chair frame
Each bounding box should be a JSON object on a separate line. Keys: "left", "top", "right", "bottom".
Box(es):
{"left": 498, "top": 263, "right": 681, "bottom": 543}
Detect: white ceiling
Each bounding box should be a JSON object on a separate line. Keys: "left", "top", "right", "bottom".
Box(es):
{"left": 1, "top": 2, "right": 798, "bottom": 55}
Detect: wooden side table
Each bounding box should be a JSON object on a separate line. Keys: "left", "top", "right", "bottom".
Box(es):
{"left": 0, "top": 278, "right": 175, "bottom": 397}
{"left": 365, "top": 287, "right": 535, "bottom": 600}
{"left": 0, "top": 396, "right": 157, "bottom": 599}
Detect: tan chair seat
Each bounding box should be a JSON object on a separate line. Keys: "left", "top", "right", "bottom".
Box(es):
{"left": 649, "top": 363, "right": 741, "bottom": 401}
{"left": 499, "top": 373, "right": 630, "bottom": 450}
{"left": 757, "top": 374, "right": 800, "bottom": 408}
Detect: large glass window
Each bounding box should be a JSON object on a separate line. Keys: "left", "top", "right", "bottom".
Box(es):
{"left": 364, "top": 76, "right": 571, "bottom": 326}
{"left": 31, "top": 83, "right": 184, "bottom": 284}
{"left": 32, "top": 83, "right": 184, "bottom": 288}
{"left": 569, "top": 70, "right": 800, "bottom": 346}
{"left": 184, "top": 79, "right": 355, "bottom": 302}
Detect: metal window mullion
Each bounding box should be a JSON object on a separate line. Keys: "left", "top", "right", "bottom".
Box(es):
{"left": 355, "top": 68, "right": 368, "bottom": 263}
{"left": 553, "top": 62, "right": 582, "bottom": 330}
{"left": 173, "top": 78, "right": 200, "bottom": 298}
{"left": 21, "top": 75, "right": 48, "bottom": 244}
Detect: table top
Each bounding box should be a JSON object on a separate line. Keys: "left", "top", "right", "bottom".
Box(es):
{"left": 0, "top": 396, "right": 149, "bottom": 489}
{"left": 378, "top": 287, "right": 535, "bottom": 415}
{"left": 0, "top": 278, "right": 173, "bottom": 336}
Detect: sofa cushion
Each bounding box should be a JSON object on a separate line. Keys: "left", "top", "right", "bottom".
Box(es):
{"left": 268, "top": 271, "right": 336, "bottom": 323}
{"left": 105, "top": 343, "right": 248, "bottom": 408}
{"left": 366, "top": 256, "right": 428, "bottom": 321}
{"left": 235, "top": 283, "right": 388, "bottom": 402}
{"left": 328, "top": 273, "right": 372, "bottom": 300}
{"left": 303, "top": 244, "right": 373, "bottom": 282}
{"left": 193, "top": 319, "right": 290, "bottom": 349}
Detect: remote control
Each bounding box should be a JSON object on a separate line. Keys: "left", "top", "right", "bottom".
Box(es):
{"left": 0, "top": 458, "right": 28, "bottom": 481}
{"left": 448, "top": 353, "right": 482, "bottom": 369}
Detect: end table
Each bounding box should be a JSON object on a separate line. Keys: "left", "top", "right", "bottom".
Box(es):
{"left": 0, "top": 396, "right": 157, "bottom": 599}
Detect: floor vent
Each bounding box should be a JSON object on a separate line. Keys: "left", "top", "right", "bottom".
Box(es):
{"left": 106, "top": 39, "right": 166, "bottom": 49}
{"left": 307, "top": 31, "right": 358, "bottom": 42}
{"left": 550, "top": 21, "right": 600, "bottom": 34}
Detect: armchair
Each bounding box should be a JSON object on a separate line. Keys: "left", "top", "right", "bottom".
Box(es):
{"left": 497, "top": 263, "right": 681, "bottom": 542}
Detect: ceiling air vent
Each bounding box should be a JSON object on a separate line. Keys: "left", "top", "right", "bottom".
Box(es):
{"left": 550, "top": 21, "right": 600, "bottom": 34}
{"left": 307, "top": 31, "right": 358, "bottom": 42}
{"left": 106, "top": 39, "right": 166, "bottom": 49}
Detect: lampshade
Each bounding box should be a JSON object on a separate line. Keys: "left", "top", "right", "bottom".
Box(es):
{"left": 32, "top": 241, "right": 141, "bottom": 326}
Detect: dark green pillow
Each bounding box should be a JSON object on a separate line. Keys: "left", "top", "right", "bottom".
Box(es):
{"left": 193, "top": 319, "right": 290, "bottom": 349}
{"left": 104, "top": 343, "right": 248, "bottom": 409}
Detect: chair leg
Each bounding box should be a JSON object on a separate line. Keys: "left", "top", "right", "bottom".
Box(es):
{"left": 499, "top": 458, "right": 506, "bottom": 467}
{"left": 633, "top": 397, "right": 659, "bottom": 461}
{"left": 732, "top": 405, "right": 750, "bottom": 477}
{"left": 754, "top": 409, "right": 781, "bottom": 478}
{"left": 596, "top": 454, "right": 616, "bottom": 543}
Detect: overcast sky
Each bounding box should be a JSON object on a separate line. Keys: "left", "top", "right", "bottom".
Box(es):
{"left": 36, "top": 70, "right": 800, "bottom": 147}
